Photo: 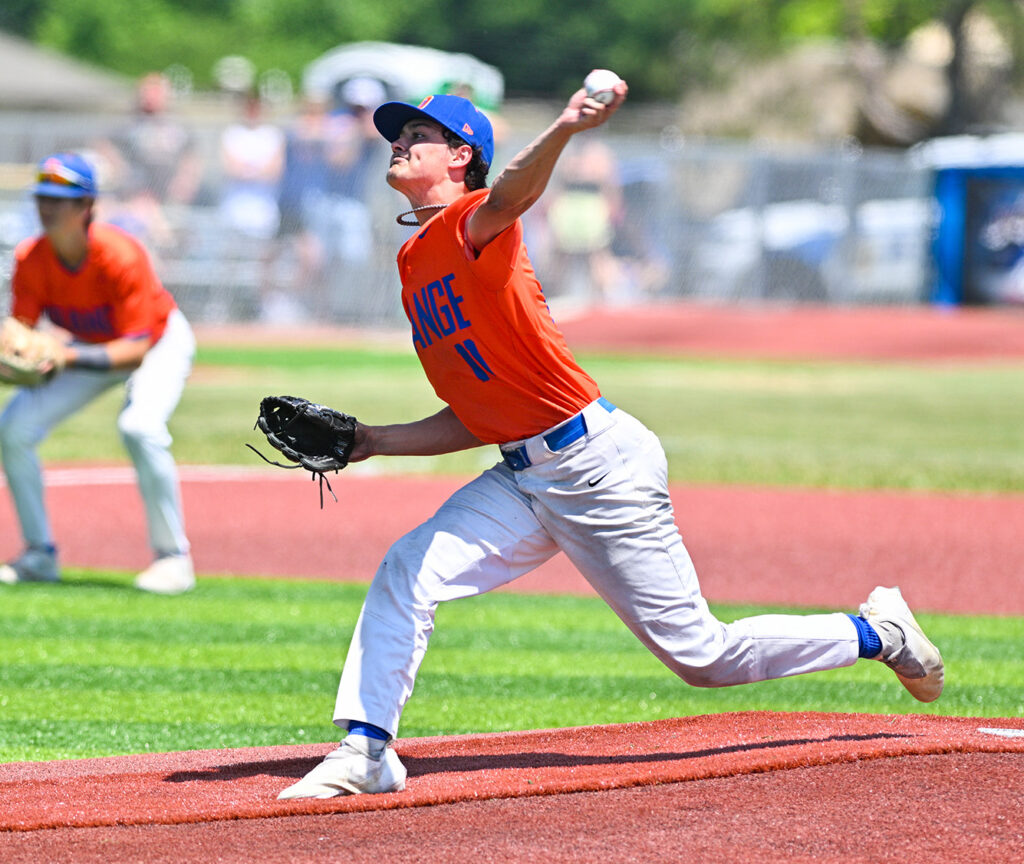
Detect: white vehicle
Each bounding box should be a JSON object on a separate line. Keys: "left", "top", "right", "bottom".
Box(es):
{"left": 302, "top": 41, "right": 504, "bottom": 111}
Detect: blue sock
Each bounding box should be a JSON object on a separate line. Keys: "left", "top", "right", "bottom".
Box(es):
{"left": 347, "top": 721, "right": 389, "bottom": 741}
{"left": 848, "top": 614, "right": 882, "bottom": 658}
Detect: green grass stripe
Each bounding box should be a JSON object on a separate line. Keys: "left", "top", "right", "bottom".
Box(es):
{"left": 0, "top": 664, "right": 336, "bottom": 695}
{"left": 0, "top": 638, "right": 347, "bottom": 672}
{"left": 0, "top": 686, "right": 331, "bottom": 725}
{"left": 1, "top": 571, "right": 1020, "bottom": 763}
{"left": 193, "top": 344, "right": 423, "bottom": 371}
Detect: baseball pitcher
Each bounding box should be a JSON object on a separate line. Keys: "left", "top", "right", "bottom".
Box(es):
{"left": 272, "top": 75, "right": 943, "bottom": 798}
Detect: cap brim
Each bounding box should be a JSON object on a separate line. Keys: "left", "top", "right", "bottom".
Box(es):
{"left": 33, "top": 182, "right": 92, "bottom": 199}
{"left": 372, "top": 101, "right": 432, "bottom": 142}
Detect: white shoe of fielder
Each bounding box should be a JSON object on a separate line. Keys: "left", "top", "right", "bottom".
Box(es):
{"left": 134, "top": 555, "right": 195, "bottom": 595}
{"left": 859, "top": 586, "right": 944, "bottom": 703}
{"left": 277, "top": 734, "right": 407, "bottom": 799}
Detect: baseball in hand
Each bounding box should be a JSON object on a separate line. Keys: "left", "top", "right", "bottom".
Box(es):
{"left": 583, "top": 69, "right": 623, "bottom": 104}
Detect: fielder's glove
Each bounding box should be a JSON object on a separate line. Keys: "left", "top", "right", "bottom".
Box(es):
{"left": 248, "top": 395, "right": 358, "bottom": 506}
{"left": 0, "top": 317, "right": 66, "bottom": 388}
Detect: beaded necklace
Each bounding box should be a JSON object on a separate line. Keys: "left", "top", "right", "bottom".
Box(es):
{"left": 396, "top": 203, "right": 448, "bottom": 226}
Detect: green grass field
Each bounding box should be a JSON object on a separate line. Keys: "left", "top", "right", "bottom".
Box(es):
{"left": 2, "top": 572, "right": 1021, "bottom": 762}
{"left": 4, "top": 343, "right": 1023, "bottom": 762}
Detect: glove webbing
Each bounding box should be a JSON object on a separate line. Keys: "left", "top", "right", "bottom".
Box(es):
{"left": 245, "top": 442, "right": 339, "bottom": 508}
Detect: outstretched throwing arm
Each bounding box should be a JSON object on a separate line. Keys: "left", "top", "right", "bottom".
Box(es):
{"left": 466, "top": 74, "right": 628, "bottom": 252}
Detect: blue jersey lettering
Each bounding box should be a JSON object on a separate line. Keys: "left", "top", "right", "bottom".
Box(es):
{"left": 455, "top": 338, "right": 493, "bottom": 382}
{"left": 428, "top": 280, "right": 457, "bottom": 336}
{"left": 443, "top": 274, "right": 471, "bottom": 330}
{"left": 412, "top": 290, "right": 440, "bottom": 345}
{"left": 45, "top": 304, "right": 115, "bottom": 339}
{"left": 406, "top": 273, "right": 472, "bottom": 352}
{"left": 404, "top": 297, "right": 427, "bottom": 351}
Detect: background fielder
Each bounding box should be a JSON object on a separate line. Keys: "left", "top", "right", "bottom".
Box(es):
{"left": 0, "top": 152, "right": 196, "bottom": 595}
{"left": 277, "top": 76, "right": 944, "bottom": 799}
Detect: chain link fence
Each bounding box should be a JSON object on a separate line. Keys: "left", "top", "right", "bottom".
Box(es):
{"left": 0, "top": 108, "right": 936, "bottom": 325}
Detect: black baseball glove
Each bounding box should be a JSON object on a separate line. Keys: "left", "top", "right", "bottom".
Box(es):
{"left": 248, "top": 395, "right": 358, "bottom": 506}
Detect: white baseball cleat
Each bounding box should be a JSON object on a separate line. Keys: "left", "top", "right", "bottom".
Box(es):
{"left": 0, "top": 547, "right": 60, "bottom": 584}
{"left": 859, "top": 586, "right": 944, "bottom": 702}
{"left": 134, "top": 555, "right": 195, "bottom": 595}
{"left": 277, "top": 734, "right": 407, "bottom": 799}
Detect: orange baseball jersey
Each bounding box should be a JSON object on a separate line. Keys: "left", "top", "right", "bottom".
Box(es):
{"left": 11, "top": 223, "right": 176, "bottom": 344}
{"left": 397, "top": 189, "right": 600, "bottom": 443}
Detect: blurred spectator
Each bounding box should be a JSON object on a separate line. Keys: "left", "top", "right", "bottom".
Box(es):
{"left": 266, "top": 78, "right": 386, "bottom": 322}
{"left": 277, "top": 92, "right": 330, "bottom": 243}
{"left": 325, "top": 77, "right": 384, "bottom": 200}
{"left": 312, "top": 77, "right": 386, "bottom": 319}
{"left": 107, "top": 72, "right": 205, "bottom": 206}
{"left": 610, "top": 167, "right": 671, "bottom": 302}
{"left": 89, "top": 73, "right": 204, "bottom": 256}
{"left": 218, "top": 90, "right": 286, "bottom": 241}
{"left": 270, "top": 92, "right": 332, "bottom": 321}
{"left": 544, "top": 138, "right": 624, "bottom": 305}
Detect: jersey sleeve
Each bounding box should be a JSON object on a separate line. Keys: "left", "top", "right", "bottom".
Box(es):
{"left": 454, "top": 196, "right": 524, "bottom": 291}
{"left": 9, "top": 244, "right": 46, "bottom": 325}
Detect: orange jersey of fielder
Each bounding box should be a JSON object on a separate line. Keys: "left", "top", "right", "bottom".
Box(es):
{"left": 398, "top": 189, "right": 600, "bottom": 443}
{"left": 11, "top": 223, "right": 176, "bottom": 344}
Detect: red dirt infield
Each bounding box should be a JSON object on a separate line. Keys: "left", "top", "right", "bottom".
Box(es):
{"left": 556, "top": 301, "right": 1024, "bottom": 361}
{"left": 2, "top": 302, "right": 1023, "bottom": 861}
{"left": 15, "top": 469, "right": 1024, "bottom": 616}
{"left": 201, "top": 301, "right": 1024, "bottom": 362}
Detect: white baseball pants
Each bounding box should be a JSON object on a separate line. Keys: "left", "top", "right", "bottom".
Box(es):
{"left": 334, "top": 400, "right": 859, "bottom": 738}
{"left": 0, "top": 309, "right": 195, "bottom": 559}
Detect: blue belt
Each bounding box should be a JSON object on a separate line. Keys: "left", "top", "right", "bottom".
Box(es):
{"left": 501, "top": 398, "right": 615, "bottom": 471}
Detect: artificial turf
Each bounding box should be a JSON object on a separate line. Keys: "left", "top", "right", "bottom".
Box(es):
{"left": 1, "top": 571, "right": 1020, "bottom": 762}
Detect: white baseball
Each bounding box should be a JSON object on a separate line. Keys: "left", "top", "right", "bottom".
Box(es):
{"left": 583, "top": 69, "right": 622, "bottom": 105}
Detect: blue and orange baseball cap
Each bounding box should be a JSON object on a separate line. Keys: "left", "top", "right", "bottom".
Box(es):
{"left": 33, "top": 153, "right": 98, "bottom": 199}
{"left": 373, "top": 94, "right": 494, "bottom": 168}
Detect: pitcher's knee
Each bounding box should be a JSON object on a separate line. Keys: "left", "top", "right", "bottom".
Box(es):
{"left": 676, "top": 663, "right": 735, "bottom": 689}
{"left": 366, "top": 554, "right": 417, "bottom": 610}
{"left": 365, "top": 533, "right": 451, "bottom": 625}
{"left": 669, "top": 645, "right": 752, "bottom": 688}
{"left": 645, "top": 614, "right": 747, "bottom": 688}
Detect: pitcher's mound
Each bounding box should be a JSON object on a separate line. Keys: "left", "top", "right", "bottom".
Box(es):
{"left": 4, "top": 711, "right": 1023, "bottom": 831}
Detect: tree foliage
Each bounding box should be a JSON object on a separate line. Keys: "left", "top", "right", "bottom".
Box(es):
{"left": 12, "top": 0, "right": 1024, "bottom": 110}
